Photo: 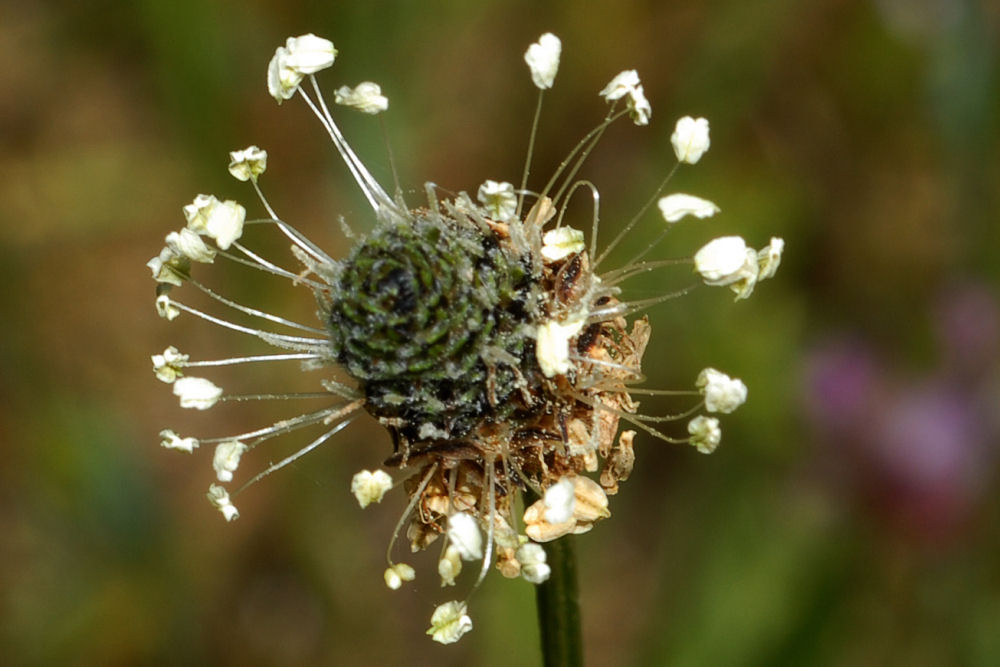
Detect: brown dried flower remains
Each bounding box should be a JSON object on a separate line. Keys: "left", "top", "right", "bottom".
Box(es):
{"left": 380, "top": 219, "right": 649, "bottom": 560}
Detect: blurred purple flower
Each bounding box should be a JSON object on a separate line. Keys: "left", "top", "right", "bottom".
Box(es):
{"left": 804, "top": 330, "right": 998, "bottom": 541}
{"left": 934, "top": 281, "right": 999, "bottom": 373}
{"left": 872, "top": 383, "right": 987, "bottom": 536}
{"left": 803, "top": 338, "right": 882, "bottom": 435}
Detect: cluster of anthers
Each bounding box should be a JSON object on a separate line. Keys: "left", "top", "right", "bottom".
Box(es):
{"left": 148, "top": 33, "right": 783, "bottom": 643}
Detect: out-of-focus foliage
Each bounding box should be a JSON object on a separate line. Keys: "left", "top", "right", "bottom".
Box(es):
{"left": 1, "top": 1, "right": 997, "bottom": 665}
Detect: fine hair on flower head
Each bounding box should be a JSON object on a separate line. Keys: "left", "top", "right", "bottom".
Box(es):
{"left": 148, "top": 30, "right": 783, "bottom": 644}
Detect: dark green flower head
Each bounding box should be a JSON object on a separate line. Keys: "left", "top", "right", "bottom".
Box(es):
{"left": 328, "top": 208, "right": 540, "bottom": 441}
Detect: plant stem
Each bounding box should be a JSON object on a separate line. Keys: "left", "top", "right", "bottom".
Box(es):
{"left": 535, "top": 536, "right": 583, "bottom": 666}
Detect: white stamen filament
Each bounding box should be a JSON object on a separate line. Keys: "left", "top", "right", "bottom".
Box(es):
{"left": 299, "top": 77, "right": 396, "bottom": 214}
{"left": 221, "top": 243, "right": 326, "bottom": 290}
{"left": 626, "top": 387, "right": 700, "bottom": 396}
{"left": 386, "top": 463, "right": 439, "bottom": 565}
{"left": 232, "top": 415, "right": 358, "bottom": 498}
{"left": 618, "top": 228, "right": 670, "bottom": 270}
{"left": 586, "top": 284, "right": 700, "bottom": 323}
{"left": 567, "top": 389, "right": 690, "bottom": 444}
{"left": 220, "top": 391, "right": 340, "bottom": 402}
{"left": 551, "top": 180, "right": 600, "bottom": 257}
{"left": 600, "top": 257, "right": 690, "bottom": 286}
{"left": 249, "top": 196, "right": 339, "bottom": 267}
{"left": 187, "top": 278, "right": 327, "bottom": 334}
{"left": 516, "top": 90, "right": 546, "bottom": 220}
{"left": 183, "top": 352, "right": 320, "bottom": 368}
{"left": 166, "top": 300, "right": 328, "bottom": 349}
{"left": 535, "top": 109, "right": 628, "bottom": 217}
{"left": 378, "top": 116, "right": 404, "bottom": 201}
{"left": 594, "top": 162, "right": 680, "bottom": 268}
{"left": 198, "top": 404, "right": 354, "bottom": 446}
{"left": 568, "top": 353, "right": 644, "bottom": 380}
{"left": 473, "top": 458, "right": 498, "bottom": 592}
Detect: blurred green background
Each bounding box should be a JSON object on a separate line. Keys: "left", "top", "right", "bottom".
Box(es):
{"left": 2, "top": 1, "right": 998, "bottom": 665}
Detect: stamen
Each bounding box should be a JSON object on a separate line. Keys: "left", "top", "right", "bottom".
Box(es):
{"left": 586, "top": 283, "right": 700, "bottom": 322}
{"left": 199, "top": 404, "right": 353, "bottom": 446}
{"left": 612, "top": 402, "right": 702, "bottom": 423}
{"left": 614, "top": 284, "right": 701, "bottom": 317}
{"left": 547, "top": 109, "right": 628, "bottom": 210}
{"left": 567, "top": 389, "right": 689, "bottom": 444}
{"left": 249, "top": 177, "right": 280, "bottom": 222}
{"left": 221, "top": 242, "right": 326, "bottom": 290}
{"left": 574, "top": 375, "right": 632, "bottom": 393}
{"left": 594, "top": 162, "right": 679, "bottom": 268}
{"left": 187, "top": 277, "right": 327, "bottom": 334}
{"left": 386, "top": 463, "right": 439, "bottom": 565}
{"left": 243, "top": 212, "right": 337, "bottom": 268}
{"left": 184, "top": 352, "right": 321, "bottom": 368}
{"left": 311, "top": 77, "right": 393, "bottom": 207}
{"left": 625, "top": 387, "right": 699, "bottom": 396}
{"left": 516, "top": 90, "right": 546, "bottom": 219}
{"left": 472, "top": 458, "right": 498, "bottom": 591}
{"left": 378, "top": 115, "right": 404, "bottom": 202}
{"left": 569, "top": 353, "right": 644, "bottom": 380}
{"left": 320, "top": 379, "right": 363, "bottom": 400}
{"left": 600, "top": 257, "right": 689, "bottom": 287}
{"left": 552, "top": 180, "right": 600, "bottom": 242}
{"left": 167, "top": 300, "right": 328, "bottom": 350}
{"left": 220, "top": 391, "right": 341, "bottom": 402}
{"left": 231, "top": 416, "right": 357, "bottom": 497}
{"left": 300, "top": 76, "right": 397, "bottom": 213}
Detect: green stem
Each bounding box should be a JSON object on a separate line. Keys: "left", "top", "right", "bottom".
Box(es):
{"left": 535, "top": 536, "right": 583, "bottom": 666}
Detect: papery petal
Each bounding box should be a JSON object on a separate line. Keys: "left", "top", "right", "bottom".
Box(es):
{"left": 159, "top": 429, "right": 198, "bottom": 452}
{"left": 207, "top": 484, "right": 239, "bottom": 521}
{"left": 173, "top": 376, "right": 222, "bottom": 410}
{"left": 447, "top": 512, "right": 483, "bottom": 561}
{"left": 477, "top": 180, "right": 517, "bottom": 222}
{"left": 165, "top": 228, "right": 216, "bottom": 263}
{"left": 384, "top": 563, "right": 415, "bottom": 590}
{"left": 228, "top": 145, "right": 268, "bottom": 181}
{"left": 696, "top": 368, "right": 748, "bottom": 414}
{"left": 213, "top": 441, "right": 248, "bottom": 482}
{"left": 334, "top": 82, "right": 389, "bottom": 114}
{"left": 688, "top": 415, "right": 722, "bottom": 454}
{"left": 536, "top": 318, "right": 585, "bottom": 377}
{"left": 600, "top": 70, "right": 640, "bottom": 102}
{"left": 541, "top": 227, "right": 585, "bottom": 261}
{"left": 657, "top": 194, "right": 720, "bottom": 223}
{"left": 758, "top": 237, "right": 784, "bottom": 280}
{"left": 671, "top": 116, "right": 711, "bottom": 164}
{"left": 543, "top": 477, "right": 575, "bottom": 524}
{"left": 524, "top": 33, "right": 561, "bottom": 89}
{"left": 351, "top": 469, "right": 393, "bottom": 508}
{"left": 427, "top": 601, "right": 473, "bottom": 644}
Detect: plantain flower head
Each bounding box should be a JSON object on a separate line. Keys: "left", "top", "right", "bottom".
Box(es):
{"left": 148, "top": 30, "right": 784, "bottom": 645}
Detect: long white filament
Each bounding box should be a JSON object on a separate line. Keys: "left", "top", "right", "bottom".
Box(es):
{"left": 386, "top": 463, "right": 439, "bottom": 565}
{"left": 516, "top": 90, "right": 546, "bottom": 220}
{"left": 218, "top": 245, "right": 325, "bottom": 290}
{"left": 247, "top": 183, "right": 339, "bottom": 266}
{"left": 187, "top": 277, "right": 327, "bottom": 334}
{"left": 166, "top": 300, "right": 327, "bottom": 349}
{"left": 198, "top": 404, "right": 354, "bottom": 446}
{"left": 299, "top": 76, "right": 397, "bottom": 215}
{"left": 184, "top": 352, "right": 320, "bottom": 368}
{"left": 232, "top": 415, "right": 358, "bottom": 498}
